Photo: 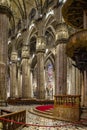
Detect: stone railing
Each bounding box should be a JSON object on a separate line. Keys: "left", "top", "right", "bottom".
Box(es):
{"left": 54, "top": 95, "right": 81, "bottom": 121}
{"left": 0, "top": 110, "right": 26, "bottom": 130}
{"left": 54, "top": 95, "right": 81, "bottom": 108}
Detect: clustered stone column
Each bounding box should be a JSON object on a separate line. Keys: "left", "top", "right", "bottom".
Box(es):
{"left": 75, "top": 68, "right": 81, "bottom": 95}
{"left": 0, "top": 4, "right": 12, "bottom": 105}
{"left": 10, "top": 51, "right": 18, "bottom": 98}
{"left": 36, "top": 36, "right": 46, "bottom": 99}
{"left": 81, "top": 11, "right": 87, "bottom": 107}
{"left": 17, "top": 64, "right": 22, "bottom": 98}
{"left": 81, "top": 71, "right": 87, "bottom": 106}
{"left": 67, "top": 59, "right": 81, "bottom": 95}
{"left": 55, "top": 23, "right": 68, "bottom": 95}
{"left": 21, "top": 45, "right": 31, "bottom": 98}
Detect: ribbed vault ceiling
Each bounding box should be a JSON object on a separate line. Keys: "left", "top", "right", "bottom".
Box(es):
{"left": 10, "top": 0, "right": 36, "bottom": 21}
{"left": 0, "top": 0, "right": 46, "bottom": 28}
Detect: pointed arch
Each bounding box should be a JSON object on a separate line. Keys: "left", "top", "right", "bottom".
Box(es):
{"left": 45, "top": 51, "right": 55, "bottom": 70}
{"left": 44, "top": 14, "right": 58, "bottom": 46}
{"left": 45, "top": 51, "right": 55, "bottom": 100}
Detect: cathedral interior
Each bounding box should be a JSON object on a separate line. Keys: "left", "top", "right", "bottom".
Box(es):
{"left": 0, "top": 0, "right": 87, "bottom": 129}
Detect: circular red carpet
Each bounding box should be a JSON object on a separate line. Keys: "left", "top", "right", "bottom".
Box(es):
{"left": 36, "top": 105, "right": 53, "bottom": 111}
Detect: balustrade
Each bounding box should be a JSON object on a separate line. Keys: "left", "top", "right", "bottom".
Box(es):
{"left": 54, "top": 95, "right": 81, "bottom": 121}
{"left": 54, "top": 95, "right": 81, "bottom": 107}
{"left": 0, "top": 110, "right": 26, "bottom": 130}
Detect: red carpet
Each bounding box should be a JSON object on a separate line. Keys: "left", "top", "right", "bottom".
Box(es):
{"left": 36, "top": 105, "right": 53, "bottom": 111}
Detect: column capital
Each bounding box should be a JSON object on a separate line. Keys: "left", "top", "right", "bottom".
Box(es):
{"left": 11, "top": 51, "right": 18, "bottom": 63}
{"left": 36, "top": 36, "right": 46, "bottom": 53}
{"left": 22, "top": 45, "right": 29, "bottom": 59}
{"left": 55, "top": 38, "right": 69, "bottom": 46}
{"left": 55, "top": 23, "right": 69, "bottom": 45}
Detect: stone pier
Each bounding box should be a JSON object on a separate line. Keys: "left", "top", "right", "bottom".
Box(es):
{"left": 0, "top": 4, "right": 12, "bottom": 105}
{"left": 36, "top": 36, "right": 46, "bottom": 99}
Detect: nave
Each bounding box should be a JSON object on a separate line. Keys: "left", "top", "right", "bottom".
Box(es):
{"left": 0, "top": 0, "right": 87, "bottom": 129}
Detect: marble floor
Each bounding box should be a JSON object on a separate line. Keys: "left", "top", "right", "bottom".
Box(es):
{"left": 0, "top": 105, "right": 87, "bottom": 130}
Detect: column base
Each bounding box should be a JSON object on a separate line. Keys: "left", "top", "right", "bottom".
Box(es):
{"left": 80, "top": 106, "right": 87, "bottom": 118}
{"left": 0, "top": 100, "right": 8, "bottom": 106}
{"left": 80, "top": 107, "right": 87, "bottom": 125}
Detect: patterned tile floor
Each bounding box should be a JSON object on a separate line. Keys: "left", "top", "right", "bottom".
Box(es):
{"left": 0, "top": 105, "right": 87, "bottom": 130}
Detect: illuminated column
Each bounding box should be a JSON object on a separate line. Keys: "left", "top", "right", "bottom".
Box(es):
{"left": 55, "top": 23, "right": 68, "bottom": 95}
{"left": 36, "top": 36, "right": 46, "bottom": 99}
{"left": 22, "top": 45, "right": 31, "bottom": 98}
{"left": 10, "top": 51, "right": 18, "bottom": 98}
{"left": 0, "top": 4, "right": 12, "bottom": 105}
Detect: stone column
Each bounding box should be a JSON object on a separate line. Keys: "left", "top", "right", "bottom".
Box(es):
{"left": 67, "top": 58, "right": 81, "bottom": 95}
{"left": 55, "top": 23, "right": 68, "bottom": 95}
{"left": 17, "top": 65, "right": 22, "bottom": 98}
{"left": 81, "top": 71, "right": 87, "bottom": 106}
{"left": 10, "top": 51, "right": 18, "bottom": 98}
{"left": 0, "top": 4, "right": 12, "bottom": 105}
{"left": 36, "top": 36, "right": 46, "bottom": 99}
{"left": 67, "top": 60, "right": 76, "bottom": 94}
{"left": 75, "top": 68, "right": 81, "bottom": 95}
{"left": 22, "top": 45, "right": 31, "bottom": 98}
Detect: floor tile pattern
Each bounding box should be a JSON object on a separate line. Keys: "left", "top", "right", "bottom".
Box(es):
{"left": 0, "top": 105, "right": 87, "bottom": 130}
